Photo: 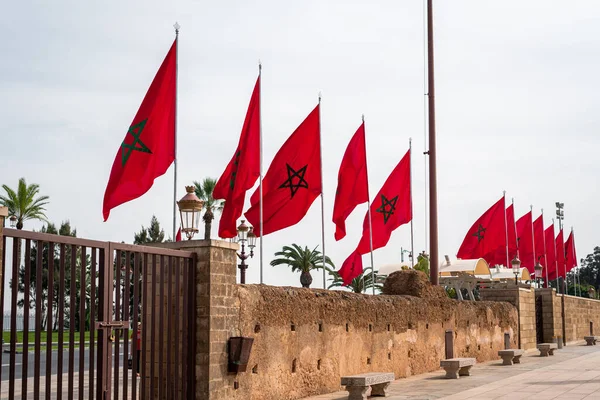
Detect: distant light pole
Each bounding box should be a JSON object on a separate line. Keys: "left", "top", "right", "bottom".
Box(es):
{"left": 401, "top": 248, "right": 411, "bottom": 263}
{"left": 235, "top": 220, "right": 256, "bottom": 284}
{"left": 511, "top": 255, "right": 521, "bottom": 286}
{"left": 555, "top": 202, "right": 567, "bottom": 293}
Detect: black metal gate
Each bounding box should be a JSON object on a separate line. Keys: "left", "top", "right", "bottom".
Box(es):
{"left": 535, "top": 294, "right": 544, "bottom": 343}
{"left": 1, "top": 228, "right": 195, "bottom": 399}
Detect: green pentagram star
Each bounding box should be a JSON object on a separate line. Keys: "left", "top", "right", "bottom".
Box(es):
{"left": 473, "top": 224, "right": 486, "bottom": 243}
{"left": 279, "top": 164, "right": 309, "bottom": 198}
{"left": 229, "top": 150, "right": 241, "bottom": 190}
{"left": 375, "top": 194, "right": 398, "bottom": 224}
{"left": 121, "top": 119, "right": 152, "bottom": 166}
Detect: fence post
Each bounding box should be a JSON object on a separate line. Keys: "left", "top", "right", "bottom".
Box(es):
{"left": 0, "top": 206, "right": 7, "bottom": 331}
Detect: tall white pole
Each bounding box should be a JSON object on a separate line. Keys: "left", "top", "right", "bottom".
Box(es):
{"left": 318, "top": 94, "right": 327, "bottom": 289}
{"left": 409, "top": 138, "right": 414, "bottom": 271}
{"left": 172, "top": 23, "right": 180, "bottom": 240}
{"left": 503, "top": 191, "right": 509, "bottom": 268}
{"left": 553, "top": 218, "right": 559, "bottom": 292}
{"left": 258, "top": 61, "right": 264, "bottom": 284}
{"left": 542, "top": 209, "right": 548, "bottom": 287}
{"left": 531, "top": 205, "right": 536, "bottom": 273}
{"left": 364, "top": 115, "right": 375, "bottom": 295}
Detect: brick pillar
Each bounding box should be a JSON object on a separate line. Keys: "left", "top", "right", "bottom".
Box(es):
{"left": 157, "top": 239, "right": 239, "bottom": 399}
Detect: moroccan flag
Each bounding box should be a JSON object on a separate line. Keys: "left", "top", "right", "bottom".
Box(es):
{"left": 483, "top": 204, "right": 517, "bottom": 267}
{"left": 103, "top": 39, "right": 177, "bottom": 221}
{"left": 545, "top": 225, "right": 557, "bottom": 280}
{"left": 332, "top": 123, "right": 369, "bottom": 241}
{"left": 244, "top": 105, "right": 321, "bottom": 235}
{"left": 457, "top": 196, "right": 506, "bottom": 262}
{"left": 338, "top": 149, "right": 411, "bottom": 284}
{"left": 175, "top": 227, "right": 182, "bottom": 242}
{"left": 516, "top": 212, "right": 535, "bottom": 272}
{"left": 565, "top": 230, "right": 577, "bottom": 272}
{"left": 213, "top": 76, "right": 261, "bottom": 238}
{"left": 556, "top": 229, "right": 566, "bottom": 278}
{"left": 533, "top": 215, "right": 545, "bottom": 275}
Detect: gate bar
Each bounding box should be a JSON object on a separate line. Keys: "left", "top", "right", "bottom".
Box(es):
{"left": 22, "top": 239, "right": 31, "bottom": 398}
{"left": 89, "top": 248, "right": 97, "bottom": 400}
{"left": 68, "top": 245, "right": 76, "bottom": 399}
{"left": 159, "top": 255, "right": 166, "bottom": 400}
{"left": 45, "top": 241, "right": 54, "bottom": 400}
{"left": 58, "top": 244, "right": 66, "bottom": 400}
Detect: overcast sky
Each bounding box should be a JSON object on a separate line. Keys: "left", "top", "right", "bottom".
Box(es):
{"left": 1, "top": 0, "right": 599, "bottom": 295}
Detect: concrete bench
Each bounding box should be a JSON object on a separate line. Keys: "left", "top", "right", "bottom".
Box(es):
{"left": 439, "top": 358, "right": 476, "bottom": 379}
{"left": 340, "top": 372, "right": 394, "bottom": 400}
{"left": 584, "top": 336, "right": 598, "bottom": 346}
{"left": 498, "top": 349, "right": 524, "bottom": 365}
{"left": 537, "top": 343, "right": 558, "bottom": 357}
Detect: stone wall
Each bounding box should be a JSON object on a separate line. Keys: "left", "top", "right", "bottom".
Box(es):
{"left": 479, "top": 287, "right": 537, "bottom": 350}
{"left": 562, "top": 294, "right": 600, "bottom": 342}
{"left": 536, "top": 288, "right": 563, "bottom": 343}
{"left": 218, "top": 286, "right": 517, "bottom": 400}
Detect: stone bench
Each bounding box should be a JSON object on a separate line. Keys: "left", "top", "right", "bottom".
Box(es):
{"left": 340, "top": 372, "right": 394, "bottom": 400}
{"left": 584, "top": 336, "right": 598, "bottom": 346}
{"left": 497, "top": 349, "right": 524, "bottom": 365}
{"left": 537, "top": 343, "right": 558, "bottom": 357}
{"left": 439, "top": 358, "right": 476, "bottom": 379}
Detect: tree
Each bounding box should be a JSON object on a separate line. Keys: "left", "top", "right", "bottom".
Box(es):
{"left": 326, "top": 266, "right": 383, "bottom": 293}
{"left": 270, "top": 244, "right": 334, "bottom": 288}
{"left": 193, "top": 178, "right": 224, "bottom": 240}
{"left": 134, "top": 215, "right": 166, "bottom": 245}
{"left": 0, "top": 177, "right": 49, "bottom": 229}
{"left": 414, "top": 251, "right": 430, "bottom": 276}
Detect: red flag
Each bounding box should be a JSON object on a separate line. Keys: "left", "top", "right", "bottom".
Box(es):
{"left": 213, "top": 76, "right": 261, "bottom": 238}
{"left": 332, "top": 123, "right": 369, "bottom": 241}
{"left": 565, "top": 230, "right": 577, "bottom": 272}
{"left": 516, "top": 212, "right": 535, "bottom": 273}
{"left": 556, "top": 229, "right": 566, "bottom": 278}
{"left": 338, "top": 149, "right": 411, "bottom": 284}
{"left": 244, "top": 105, "right": 321, "bottom": 236}
{"left": 457, "top": 196, "right": 506, "bottom": 261}
{"left": 545, "top": 225, "right": 557, "bottom": 280}
{"left": 533, "top": 215, "right": 545, "bottom": 273}
{"left": 483, "top": 204, "right": 517, "bottom": 267}
{"left": 103, "top": 39, "right": 177, "bottom": 221}
{"left": 175, "top": 227, "right": 182, "bottom": 242}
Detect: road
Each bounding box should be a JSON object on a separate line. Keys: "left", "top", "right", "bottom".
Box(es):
{"left": 1, "top": 346, "right": 129, "bottom": 381}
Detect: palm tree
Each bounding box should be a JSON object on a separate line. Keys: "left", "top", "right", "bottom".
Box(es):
{"left": 0, "top": 177, "right": 49, "bottom": 229}
{"left": 193, "top": 178, "right": 224, "bottom": 240}
{"left": 270, "top": 244, "right": 334, "bottom": 288}
{"left": 326, "top": 266, "right": 384, "bottom": 294}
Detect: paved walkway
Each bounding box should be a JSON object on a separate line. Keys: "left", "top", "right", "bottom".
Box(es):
{"left": 306, "top": 342, "right": 600, "bottom": 400}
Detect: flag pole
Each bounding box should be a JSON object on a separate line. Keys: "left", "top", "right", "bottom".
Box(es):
{"left": 530, "top": 204, "right": 536, "bottom": 275}
{"left": 172, "top": 22, "right": 180, "bottom": 240}
{"left": 409, "top": 138, "right": 414, "bottom": 271}
{"left": 318, "top": 93, "right": 327, "bottom": 289}
{"left": 258, "top": 61, "right": 264, "bottom": 284}
{"left": 553, "top": 218, "right": 559, "bottom": 293}
{"left": 512, "top": 198, "right": 518, "bottom": 260}
{"left": 503, "top": 191, "right": 509, "bottom": 268}
{"left": 542, "top": 209, "right": 548, "bottom": 288}
{"left": 364, "top": 115, "right": 375, "bottom": 295}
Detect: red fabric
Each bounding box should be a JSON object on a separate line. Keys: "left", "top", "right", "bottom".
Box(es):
{"left": 175, "top": 227, "right": 182, "bottom": 242}
{"left": 103, "top": 39, "right": 177, "bottom": 221}
{"left": 545, "top": 225, "right": 557, "bottom": 280}
{"left": 332, "top": 123, "right": 369, "bottom": 241}
{"left": 214, "top": 76, "right": 261, "bottom": 238}
{"left": 565, "top": 231, "right": 577, "bottom": 272}
{"left": 457, "top": 196, "right": 506, "bottom": 262}
{"left": 555, "top": 229, "right": 566, "bottom": 278}
{"left": 244, "top": 105, "right": 321, "bottom": 236}
{"left": 483, "top": 204, "right": 517, "bottom": 267}
{"left": 338, "top": 149, "right": 411, "bottom": 284}
{"left": 516, "top": 212, "right": 535, "bottom": 272}
{"left": 533, "top": 215, "right": 545, "bottom": 275}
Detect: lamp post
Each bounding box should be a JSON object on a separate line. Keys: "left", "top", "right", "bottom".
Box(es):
{"left": 176, "top": 186, "right": 204, "bottom": 240}
{"left": 534, "top": 261, "right": 543, "bottom": 289}
{"left": 401, "top": 248, "right": 411, "bottom": 263}
{"left": 555, "top": 202, "right": 566, "bottom": 293}
{"left": 511, "top": 255, "right": 521, "bottom": 286}
{"left": 236, "top": 220, "right": 256, "bottom": 284}
{"left": 9, "top": 215, "right": 17, "bottom": 228}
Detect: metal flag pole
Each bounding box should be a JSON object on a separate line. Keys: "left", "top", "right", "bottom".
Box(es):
{"left": 259, "top": 61, "right": 264, "bottom": 284}
{"left": 503, "top": 191, "right": 509, "bottom": 268}
{"left": 172, "top": 22, "right": 180, "bottom": 240}
{"left": 530, "top": 204, "right": 536, "bottom": 277}
{"left": 571, "top": 226, "right": 576, "bottom": 296}
{"left": 318, "top": 93, "right": 327, "bottom": 289}
{"left": 542, "top": 209, "right": 549, "bottom": 288}
{"left": 553, "top": 218, "right": 559, "bottom": 293}
{"left": 409, "top": 138, "right": 414, "bottom": 271}
{"left": 364, "top": 115, "right": 375, "bottom": 295}
{"left": 512, "top": 198, "right": 518, "bottom": 260}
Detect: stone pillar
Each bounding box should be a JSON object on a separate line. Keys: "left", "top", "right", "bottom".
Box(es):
{"left": 536, "top": 288, "right": 563, "bottom": 344}
{"left": 157, "top": 239, "right": 240, "bottom": 399}
{"left": 0, "top": 206, "right": 7, "bottom": 302}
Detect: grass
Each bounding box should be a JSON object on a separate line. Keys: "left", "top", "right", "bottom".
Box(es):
{"left": 3, "top": 330, "right": 135, "bottom": 351}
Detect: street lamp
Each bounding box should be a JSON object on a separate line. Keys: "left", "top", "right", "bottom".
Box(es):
{"left": 9, "top": 215, "right": 17, "bottom": 228}
{"left": 177, "top": 186, "right": 204, "bottom": 240}
{"left": 534, "top": 262, "right": 543, "bottom": 289}
{"left": 401, "top": 248, "right": 411, "bottom": 263}
{"left": 511, "top": 255, "right": 521, "bottom": 286}
{"left": 236, "top": 220, "right": 255, "bottom": 284}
